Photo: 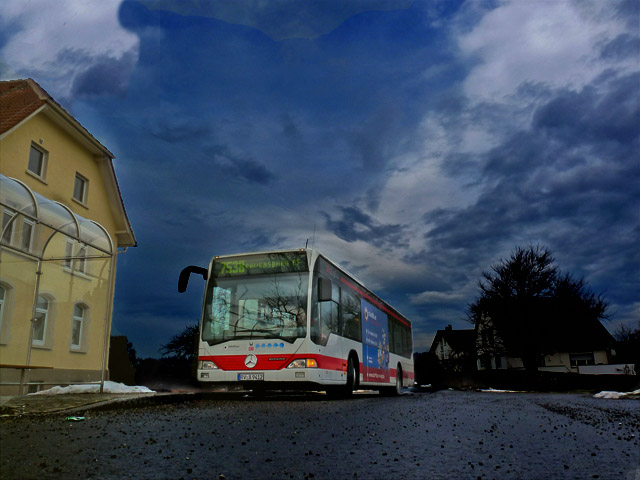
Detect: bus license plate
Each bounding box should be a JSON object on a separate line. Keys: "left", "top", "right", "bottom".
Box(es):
{"left": 238, "top": 373, "right": 264, "bottom": 381}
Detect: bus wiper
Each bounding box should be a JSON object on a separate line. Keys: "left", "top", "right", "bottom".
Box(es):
{"left": 249, "top": 328, "right": 282, "bottom": 337}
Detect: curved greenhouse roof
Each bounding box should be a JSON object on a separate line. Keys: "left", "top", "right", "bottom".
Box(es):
{"left": 0, "top": 174, "right": 113, "bottom": 256}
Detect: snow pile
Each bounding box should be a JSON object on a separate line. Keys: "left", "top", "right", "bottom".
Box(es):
{"left": 31, "top": 381, "right": 154, "bottom": 395}
{"left": 479, "top": 388, "right": 526, "bottom": 393}
{"left": 593, "top": 389, "right": 640, "bottom": 399}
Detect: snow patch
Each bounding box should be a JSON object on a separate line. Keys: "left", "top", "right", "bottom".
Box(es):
{"left": 30, "top": 381, "right": 154, "bottom": 395}
{"left": 479, "top": 388, "right": 526, "bottom": 393}
{"left": 593, "top": 389, "right": 640, "bottom": 400}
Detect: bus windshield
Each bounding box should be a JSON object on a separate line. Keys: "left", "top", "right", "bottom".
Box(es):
{"left": 202, "top": 273, "right": 308, "bottom": 345}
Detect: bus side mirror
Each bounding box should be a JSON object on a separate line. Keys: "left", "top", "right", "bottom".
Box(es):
{"left": 318, "top": 277, "right": 332, "bottom": 302}
{"left": 178, "top": 266, "right": 208, "bottom": 293}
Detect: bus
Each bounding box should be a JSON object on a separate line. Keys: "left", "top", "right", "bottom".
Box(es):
{"left": 178, "top": 249, "right": 413, "bottom": 395}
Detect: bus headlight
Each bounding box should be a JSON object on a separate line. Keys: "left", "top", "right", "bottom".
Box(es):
{"left": 200, "top": 360, "right": 218, "bottom": 370}
{"left": 287, "top": 358, "right": 318, "bottom": 369}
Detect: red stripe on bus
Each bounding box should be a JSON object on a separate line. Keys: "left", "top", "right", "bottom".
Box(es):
{"left": 340, "top": 277, "right": 411, "bottom": 327}
{"left": 200, "top": 354, "right": 347, "bottom": 372}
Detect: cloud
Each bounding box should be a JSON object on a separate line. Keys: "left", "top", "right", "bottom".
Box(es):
{"left": 323, "top": 206, "right": 408, "bottom": 249}
{"left": 533, "top": 72, "right": 640, "bottom": 145}
{"left": 457, "top": 0, "right": 635, "bottom": 101}
{"left": 72, "top": 50, "right": 138, "bottom": 98}
{"left": 599, "top": 33, "right": 640, "bottom": 61}
{"left": 0, "top": 0, "right": 139, "bottom": 101}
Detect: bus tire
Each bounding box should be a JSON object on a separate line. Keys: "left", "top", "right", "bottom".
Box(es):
{"left": 345, "top": 355, "right": 358, "bottom": 395}
{"left": 381, "top": 365, "right": 403, "bottom": 397}
{"left": 327, "top": 355, "right": 358, "bottom": 398}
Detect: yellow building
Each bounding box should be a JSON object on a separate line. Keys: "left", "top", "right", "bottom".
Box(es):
{"left": 0, "top": 78, "right": 136, "bottom": 394}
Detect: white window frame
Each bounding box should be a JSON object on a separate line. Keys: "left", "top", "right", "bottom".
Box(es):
{"left": 76, "top": 244, "right": 88, "bottom": 274}
{"left": 33, "top": 295, "right": 49, "bottom": 346}
{"left": 73, "top": 173, "right": 88, "bottom": 204}
{"left": 71, "top": 304, "right": 85, "bottom": 349}
{"left": 27, "top": 143, "right": 48, "bottom": 179}
{"left": 0, "top": 285, "right": 5, "bottom": 335}
{"left": 20, "top": 218, "right": 35, "bottom": 252}
{"left": 1, "top": 209, "right": 16, "bottom": 245}
{"left": 2, "top": 209, "right": 35, "bottom": 252}
{"left": 63, "top": 240, "right": 89, "bottom": 275}
{"left": 63, "top": 239, "right": 74, "bottom": 270}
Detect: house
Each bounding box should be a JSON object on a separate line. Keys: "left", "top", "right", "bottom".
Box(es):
{"left": 474, "top": 312, "right": 617, "bottom": 374}
{"left": 429, "top": 325, "right": 476, "bottom": 372}
{"left": 0, "top": 78, "right": 136, "bottom": 394}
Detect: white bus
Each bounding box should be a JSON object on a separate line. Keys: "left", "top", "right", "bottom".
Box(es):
{"left": 178, "top": 249, "right": 414, "bottom": 395}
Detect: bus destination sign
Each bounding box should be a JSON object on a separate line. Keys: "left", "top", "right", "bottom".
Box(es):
{"left": 213, "top": 252, "right": 308, "bottom": 277}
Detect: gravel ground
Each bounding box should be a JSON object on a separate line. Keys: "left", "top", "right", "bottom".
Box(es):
{"left": 0, "top": 390, "right": 638, "bottom": 480}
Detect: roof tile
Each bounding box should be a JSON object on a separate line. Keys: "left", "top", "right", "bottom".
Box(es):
{"left": 0, "top": 79, "right": 47, "bottom": 135}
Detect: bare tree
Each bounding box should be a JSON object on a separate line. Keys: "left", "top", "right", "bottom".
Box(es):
{"left": 469, "top": 245, "right": 609, "bottom": 373}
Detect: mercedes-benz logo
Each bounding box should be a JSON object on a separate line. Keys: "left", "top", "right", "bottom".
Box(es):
{"left": 244, "top": 354, "right": 258, "bottom": 369}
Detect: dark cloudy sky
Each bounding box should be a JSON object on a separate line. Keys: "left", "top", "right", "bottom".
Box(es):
{"left": 2, "top": 0, "right": 638, "bottom": 358}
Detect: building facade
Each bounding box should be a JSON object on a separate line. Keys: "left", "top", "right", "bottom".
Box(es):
{"left": 0, "top": 79, "right": 135, "bottom": 394}
{"left": 429, "top": 325, "right": 476, "bottom": 372}
{"left": 474, "top": 313, "right": 616, "bottom": 373}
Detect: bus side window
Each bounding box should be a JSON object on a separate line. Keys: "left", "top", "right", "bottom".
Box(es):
{"left": 311, "top": 277, "right": 339, "bottom": 346}
{"left": 389, "top": 317, "right": 412, "bottom": 358}
{"left": 332, "top": 283, "right": 342, "bottom": 334}
{"left": 341, "top": 289, "right": 362, "bottom": 342}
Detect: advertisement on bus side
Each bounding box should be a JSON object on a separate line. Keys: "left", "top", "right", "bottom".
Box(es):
{"left": 361, "top": 298, "right": 390, "bottom": 382}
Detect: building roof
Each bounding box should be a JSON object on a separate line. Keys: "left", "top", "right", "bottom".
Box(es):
{"left": 0, "top": 79, "right": 47, "bottom": 135}
{"left": 0, "top": 79, "right": 136, "bottom": 247}
{"left": 430, "top": 327, "right": 476, "bottom": 355}
{"left": 0, "top": 79, "right": 114, "bottom": 156}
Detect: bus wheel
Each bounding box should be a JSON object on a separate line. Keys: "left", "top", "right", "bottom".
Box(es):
{"left": 394, "top": 366, "right": 403, "bottom": 395}
{"left": 328, "top": 356, "right": 357, "bottom": 398}
{"left": 345, "top": 356, "right": 357, "bottom": 394}
{"left": 381, "top": 365, "right": 403, "bottom": 396}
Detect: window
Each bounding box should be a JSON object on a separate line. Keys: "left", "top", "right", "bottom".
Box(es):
{"left": 495, "top": 356, "right": 503, "bottom": 369}
{"left": 73, "top": 174, "right": 88, "bottom": 204}
{"left": 311, "top": 277, "right": 340, "bottom": 346}
{"left": 71, "top": 304, "right": 85, "bottom": 349}
{"left": 570, "top": 353, "right": 595, "bottom": 367}
{"left": 63, "top": 239, "right": 73, "bottom": 269}
{"left": 1, "top": 209, "right": 35, "bottom": 252}
{"left": 63, "top": 240, "right": 88, "bottom": 275}
{"left": 0, "top": 285, "right": 5, "bottom": 333}
{"left": 33, "top": 295, "right": 49, "bottom": 346}
{"left": 27, "top": 382, "right": 43, "bottom": 394}
{"left": 341, "top": 289, "right": 362, "bottom": 342}
{"left": 76, "top": 245, "right": 87, "bottom": 274}
{"left": 1, "top": 209, "right": 15, "bottom": 244}
{"left": 389, "top": 317, "right": 412, "bottom": 358}
{"left": 28, "top": 144, "right": 47, "bottom": 178}
{"left": 21, "top": 218, "right": 34, "bottom": 252}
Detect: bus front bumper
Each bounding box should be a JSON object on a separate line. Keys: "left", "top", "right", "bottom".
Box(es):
{"left": 197, "top": 368, "right": 342, "bottom": 387}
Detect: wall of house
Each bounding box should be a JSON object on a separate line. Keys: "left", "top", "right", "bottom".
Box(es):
{"left": 594, "top": 350, "right": 609, "bottom": 365}
{"left": 0, "top": 112, "right": 120, "bottom": 394}
{"left": 545, "top": 352, "right": 570, "bottom": 369}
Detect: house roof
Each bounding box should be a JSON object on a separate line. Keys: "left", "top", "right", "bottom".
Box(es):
{"left": 0, "top": 79, "right": 47, "bottom": 135}
{"left": 430, "top": 328, "right": 476, "bottom": 355}
{"left": 1, "top": 79, "right": 113, "bottom": 157}
{"left": 475, "top": 300, "right": 616, "bottom": 354}
{"left": 550, "top": 316, "right": 615, "bottom": 352}
{"left": 0, "top": 78, "right": 136, "bottom": 247}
